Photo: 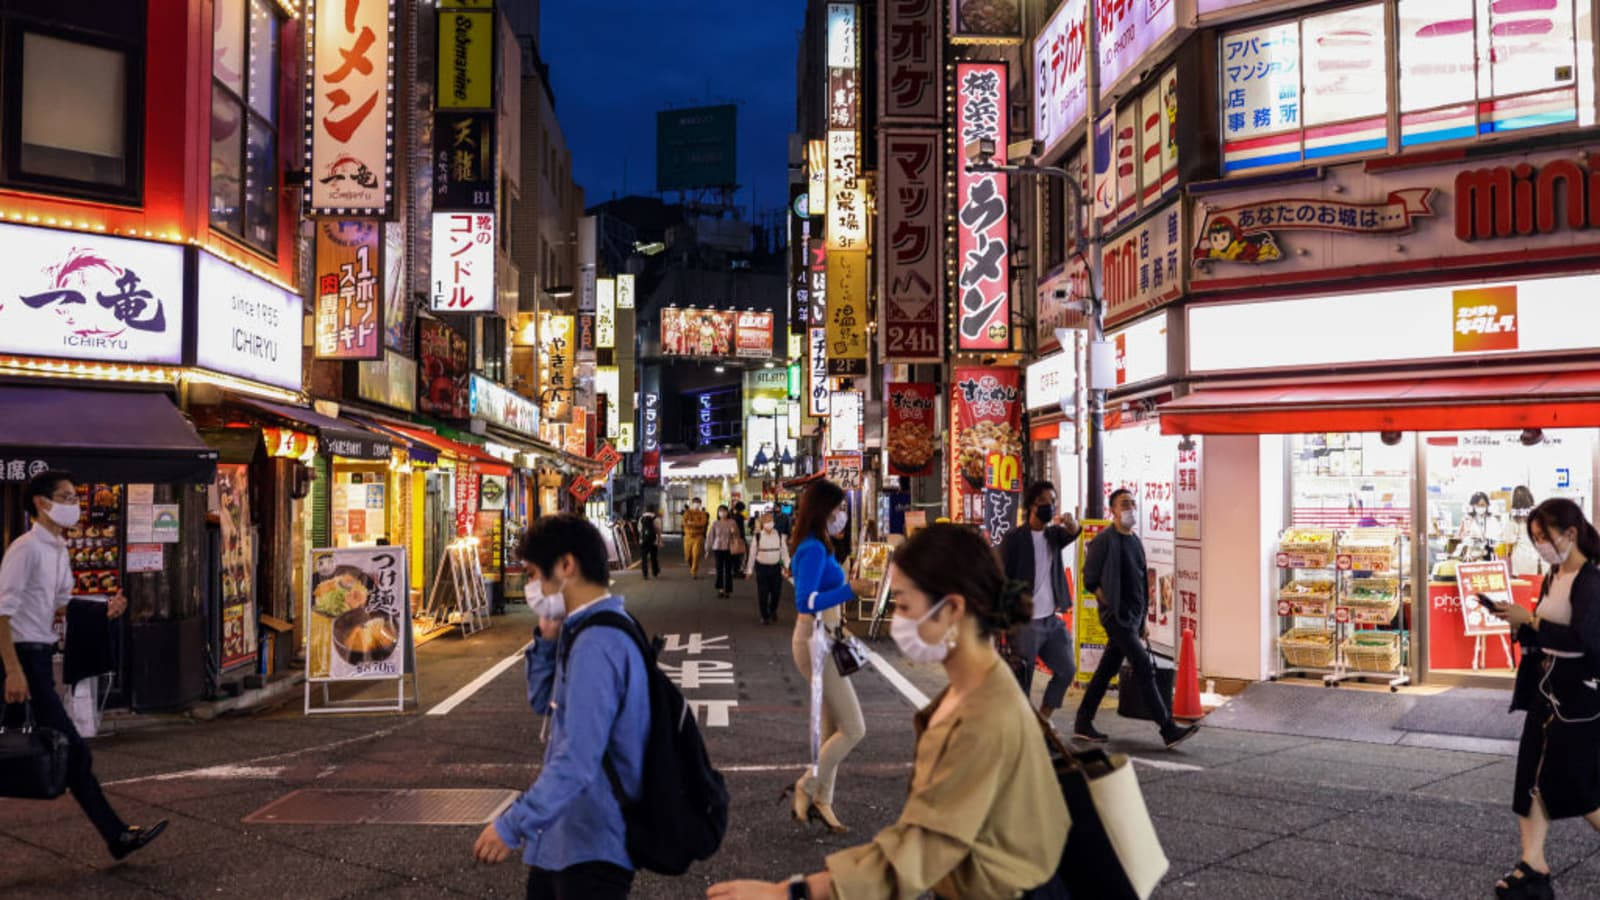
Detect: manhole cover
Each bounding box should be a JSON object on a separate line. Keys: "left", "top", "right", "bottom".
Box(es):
{"left": 242, "top": 789, "right": 518, "bottom": 826}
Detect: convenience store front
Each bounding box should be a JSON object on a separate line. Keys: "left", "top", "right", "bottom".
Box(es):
{"left": 1166, "top": 275, "right": 1600, "bottom": 689}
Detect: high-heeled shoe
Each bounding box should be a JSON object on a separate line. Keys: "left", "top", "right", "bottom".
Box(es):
{"left": 781, "top": 775, "right": 813, "bottom": 823}
{"left": 809, "top": 801, "right": 848, "bottom": 833}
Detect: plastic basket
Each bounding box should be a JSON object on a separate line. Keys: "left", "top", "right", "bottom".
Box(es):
{"left": 1342, "top": 632, "right": 1402, "bottom": 672}
{"left": 1279, "top": 627, "right": 1336, "bottom": 668}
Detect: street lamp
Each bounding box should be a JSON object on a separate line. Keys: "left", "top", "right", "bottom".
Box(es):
{"left": 966, "top": 138, "right": 1110, "bottom": 520}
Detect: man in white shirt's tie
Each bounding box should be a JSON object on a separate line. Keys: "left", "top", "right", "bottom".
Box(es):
{"left": 0, "top": 470, "right": 167, "bottom": 859}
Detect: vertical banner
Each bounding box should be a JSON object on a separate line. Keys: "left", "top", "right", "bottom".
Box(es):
{"left": 807, "top": 239, "right": 827, "bottom": 328}
{"left": 826, "top": 250, "right": 869, "bottom": 375}
{"left": 538, "top": 312, "right": 574, "bottom": 424}
{"left": 982, "top": 488, "right": 1021, "bottom": 547}
{"left": 789, "top": 184, "right": 810, "bottom": 334}
{"left": 954, "top": 61, "right": 1011, "bottom": 351}
{"left": 880, "top": 131, "right": 943, "bottom": 361}
{"left": 949, "top": 366, "right": 1022, "bottom": 522}
{"left": 807, "top": 328, "right": 831, "bottom": 418}
{"left": 433, "top": 111, "right": 496, "bottom": 209}
{"left": 596, "top": 278, "right": 616, "bottom": 348}
{"left": 454, "top": 460, "right": 478, "bottom": 537}
{"left": 879, "top": 0, "right": 943, "bottom": 123}
{"left": 314, "top": 219, "right": 383, "bottom": 360}
{"left": 616, "top": 273, "right": 635, "bottom": 309}
{"left": 596, "top": 366, "right": 620, "bottom": 438}
{"left": 437, "top": 9, "right": 494, "bottom": 109}
{"left": 886, "top": 382, "right": 937, "bottom": 477}
{"left": 307, "top": 0, "right": 395, "bottom": 215}
{"left": 430, "top": 212, "right": 496, "bottom": 312}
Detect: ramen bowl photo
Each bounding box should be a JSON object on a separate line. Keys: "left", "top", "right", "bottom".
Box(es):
{"left": 332, "top": 607, "right": 400, "bottom": 666}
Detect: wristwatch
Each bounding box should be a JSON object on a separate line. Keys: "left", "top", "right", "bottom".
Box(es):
{"left": 788, "top": 874, "right": 810, "bottom": 899}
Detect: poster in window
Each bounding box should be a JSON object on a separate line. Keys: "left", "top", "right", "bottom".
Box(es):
{"left": 474, "top": 510, "right": 502, "bottom": 583}
{"left": 886, "top": 382, "right": 937, "bottom": 477}
{"left": 217, "top": 464, "right": 257, "bottom": 671}
{"left": 954, "top": 61, "right": 1010, "bottom": 351}
{"left": 418, "top": 318, "right": 470, "bottom": 419}
{"left": 308, "top": 0, "right": 394, "bottom": 215}
{"left": 314, "top": 219, "right": 383, "bottom": 360}
{"left": 307, "top": 546, "right": 408, "bottom": 680}
{"left": 433, "top": 111, "right": 495, "bottom": 210}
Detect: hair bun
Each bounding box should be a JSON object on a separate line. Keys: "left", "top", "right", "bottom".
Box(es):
{"left": 999, "top": 579, "right": 1034, "bottom": 628}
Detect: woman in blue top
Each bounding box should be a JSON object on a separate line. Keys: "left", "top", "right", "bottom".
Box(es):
{"left": 786, "top": 479, "right": 874, "bottom": 834}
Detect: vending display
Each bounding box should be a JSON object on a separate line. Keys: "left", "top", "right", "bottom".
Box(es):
{"left": 66, "top": 483, "right": 122, "bottom": 598}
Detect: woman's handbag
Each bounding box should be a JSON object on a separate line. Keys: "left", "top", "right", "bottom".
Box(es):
{"left": 0, "top": 702, "right": 70, "bottom": 800}
{"left": 729, "top": 530, "right": 748, "bottom": 557}
{"left": 1027, "top": 713, "right": 1170, "bottom": 900}
{"left": 829, "top": 623, "right": 869, "bottom": 677}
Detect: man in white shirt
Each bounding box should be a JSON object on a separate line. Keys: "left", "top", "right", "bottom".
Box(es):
{"left": 0, "top": 470, "right": 166, "bottom": 859}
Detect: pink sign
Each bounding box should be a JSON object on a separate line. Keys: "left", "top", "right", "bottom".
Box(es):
{"left": 1097, "top": 0, "right": 1179, "bottom": 100}
{"left": 955, "top": 61, "right": 1010, "bottom": 351}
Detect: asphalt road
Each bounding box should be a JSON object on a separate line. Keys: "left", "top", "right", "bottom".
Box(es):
{"left": 2, "top": 543, "right": 1599, "bottom": 899}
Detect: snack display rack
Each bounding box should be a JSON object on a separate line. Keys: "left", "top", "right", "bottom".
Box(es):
{"left": 1274, "top": 528, "right": 1411, "bottom": 690}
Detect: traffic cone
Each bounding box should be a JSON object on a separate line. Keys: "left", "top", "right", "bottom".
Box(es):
{"left": 1173, "top": 626, "right": 1204, "bottom": 722}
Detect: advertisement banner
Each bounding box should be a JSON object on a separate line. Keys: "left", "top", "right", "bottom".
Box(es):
{"left": 315, "top": 219, "right": 383, "bottom": 360}
{"left": 789, "top": 184, "right": 810, "bottom": 333}
{"left": 538, "top": 312, "right": 575, "bottom": 423}
{"left": 308, "top": 0, "right": 394, "bottom": 215}
{"left": 470, "top": 374, "right": 539, "bottom": 437}
{"left": 828, "top": 390, "right": 863, "bottom": 453}
{"left": 473, "top": 509, "right": 503, "bottom": 583}
{"left": 807, "top": 328, "right": 831, "bottom": 418}
{"left": 418, "top": 318, "right": 469, "bottom": 419}
{"left": 307, "top": 545, "right": 408, "bottom": 680}
{"left": 1138, "top": 69, "right": 1180, "bottom": 205}
{"left": 217, "top": 465, "right": 257, "bottom": 670}
{"left": 950, "top": 0, "right": 1022, "bottom": 43}
{"left": 1074, "top": 519, "right": 1111, "bottom": 683}
{"left": 955, "top": 61, "right": 1010, "bottom": 351}
{"left": 1456, "top": 559, "right": 1516, "bottom": 637}
{"left": 1097, "top": 0, "right": 1179, "bottom": 100}
{"left": 0, "top": 225, "right": 184, "bottom": 366}
{"left": 433, "top": 111, "right": 495, "bottom": 209}
{"left": 982, "top": 488, "right": 1021, "bottom": 547}
{"left": 383, "top": 222, "right": 408, "bottom": 352}
{"left": 949, "top": 366, "right": 1022, "bottom": 521}
{"left": 1103, "top": 199, "right": 1185, "bottom": 327}
{"left": 807, "top": 238, "right": 827, "bottom": 327}
{"left": 437, "top": 10, "right": 494, "bottom": 109}
{"left": 430, "top": 212, "right": 495, "bottom": 312}
{"left": 879, "top": 0, "right": 942, "bottom": 123}
{"left": 735, "top": 311, "right": 775, "bottom": 358}
{"left": 616, "top": 273, "right": 635, "bottom": 310}
{"left": 879, "top": 131, "right": 943, "bottom": 361}
{"left": 454, "top": 459, "right": 479, "bottom": 536}
{"left": 1034, "top": 0, "right": 1090, "bottom": 152}
{"left": 357, "top": 350, "right": 418, "bottom": 412}
{"left": 886, "top": 382, "right": 938, "bottom": 477}
{"left": 826, "top": 249, "right": 869, "bottom": 374}
{"left": 1176, "top": 440, "right": 1201, "bottom": 541}
{"left": 661, "top": 308, "right": 734, "bottom": 357}
{"left": 596, "top": 278, "right": 616, "bottom": 349}
{"left": 827, "top": 130, "right": 865, "bottom": 250}
{"left": 825, "top": 453, "right": 863, "bottom": 490}
{"left": 195, "top": 253, "right": 305, "bottom": 392}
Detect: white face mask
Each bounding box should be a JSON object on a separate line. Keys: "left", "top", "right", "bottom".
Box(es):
{"left": 1536, "top": 538, "right": 1572, "bottom": 567}
{"left": 827, "top": 509, "right": 848, "bottom": 536}
{"left": 891, "top": 598, "right": 952, "bottom": 665}
{"left": 44, "top": 499, "right": 80, "bottom": 530}
{"left": 527, "top": 578, "right": 567, "bottom": 620}
{"left": 1118, "top": 509, "right": 1137, "bottom": 529}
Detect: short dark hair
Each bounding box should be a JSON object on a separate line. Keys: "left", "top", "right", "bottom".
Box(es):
{"left": 1109, "top": 488, "right": 1134, "bottom": 509}
{"left": 516, "top": 514, "right": 611, "bottom": 586}
{"left": 1469, "top": 491, "right": 1490, "bottom": 507}
{"left": 1023, "top": 481, "right": 1056, "bottom": 509}
{"left": 24, "top": 469, "right": 73, "bottom": 520}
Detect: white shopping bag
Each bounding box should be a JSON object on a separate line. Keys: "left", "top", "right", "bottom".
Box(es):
{"left": 67, "top": 676, "right": 99, "bottom": 738}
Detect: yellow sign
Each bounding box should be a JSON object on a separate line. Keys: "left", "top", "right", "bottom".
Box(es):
{"left": 824, "top": 249, "right": 868, "bottom": 375}
{"left": 438, "top": 0, "right": 493, "bottom": 6}
{"left": 438, "top": 11, "right": 494, "bottom": 109}
{"left": 1074, "top": 519, "right": 1112, "bottom": 685}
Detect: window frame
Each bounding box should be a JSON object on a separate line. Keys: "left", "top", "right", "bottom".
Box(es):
{"left": 0, "top": 18, "right": 145, "bottom": 205}
{"left": 209, "top": 0, "right": 282, "bottom": 259}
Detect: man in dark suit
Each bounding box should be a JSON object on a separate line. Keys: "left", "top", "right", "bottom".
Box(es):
{"left": 999, "top": 481, "right": 1082, "bottom": 722}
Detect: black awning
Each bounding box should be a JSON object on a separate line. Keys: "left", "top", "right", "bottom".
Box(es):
{"left": 232, "top": 398, "right": 393, "bottom": 460}
{"left": 0, "top": 386, "right": 217, "bottom": 484}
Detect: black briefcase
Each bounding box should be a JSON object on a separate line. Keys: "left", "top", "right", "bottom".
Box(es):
{"left": 1117, "top": 651, "right": 1177, "bottom": 722}
{"left": 0, "top": 703, "right": 70, "bottom": 799}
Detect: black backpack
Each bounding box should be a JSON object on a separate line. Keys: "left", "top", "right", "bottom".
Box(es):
{"left": 561, "top": 611, "right": 729, "bottom": 875}
{"left": 641, "top": 516, "right": 659, "bottom": 544}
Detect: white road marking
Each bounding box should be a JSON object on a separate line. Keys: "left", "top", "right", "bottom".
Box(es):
{"left": 659, "top": 659, "right": 736, "bottom": 689}
{"left": 111, "top": 764, "right": 287, "bottom": 783}
{"left": 687, "top": 699, "right": 739, "bottom": 727}
{"left": 1129, "top": 756, "right": 1205, "bottom": 772}
{"left": 104, "top": 723, "right": 410, "bottom": 786}
{"left": 426, "top": 640, "right": 534, "bottom": 716}
{"left": 661, "top": 633, "right": 729, "bottom": 654}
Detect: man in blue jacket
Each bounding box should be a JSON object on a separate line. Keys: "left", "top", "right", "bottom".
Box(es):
{"left": 473, "top": 514, "right": 651, "bottom": 899}
{"left": 999, "top": 480, "right": 1081, "bottom": 722}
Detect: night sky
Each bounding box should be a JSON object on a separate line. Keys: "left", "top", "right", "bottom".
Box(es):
{"left": 540, "top": 1, "right": 804, "bottom": 219}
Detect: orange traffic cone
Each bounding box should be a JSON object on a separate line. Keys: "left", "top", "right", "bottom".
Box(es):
{"left": 1173, "top": 626, "right": 1204, "bottom": 722}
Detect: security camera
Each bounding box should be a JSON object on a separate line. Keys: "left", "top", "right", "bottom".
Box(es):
{"left": 1008, "top": 139, "right": 1040, "bottom": 163}
{"left": 964, "top": 138, "right": 996, "bottom": 165}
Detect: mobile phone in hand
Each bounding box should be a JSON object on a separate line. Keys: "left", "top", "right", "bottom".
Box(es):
{"left": 1476, "top": 593, "right": 1507, "bottom": 613}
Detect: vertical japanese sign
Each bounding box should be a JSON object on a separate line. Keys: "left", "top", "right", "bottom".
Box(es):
{"left": 307, "top": 546, "right": 408, "bottom": 680}
{"left": 825, "top": 453, "right": 863, "bottom": 490}
{"left": 827, "top": 131, "right": 865, "bottom": 251}
{"left": 433, "top": 111, "right": 496, "bottom": 209}
{"left": 828, "top": 3, "right": 860, "bottom": 130}
{"left": 616, "top": 273, "right": 635, "bottom": 309}
{"left": 826, "top": 4, "right": 864, "bottom": 251}
{"left": 596, "top": 366, "right": 620, "bottom": 438}
{"left": 418, "top": 318, "right": 470, "bottom": 419}
{"left": 955, "top": 62, "right": 1010, "bottom": 351}
{"left": 314, "top": 219, "right": 383, "bottom": 360}
{"left": 807, "top": 139, "right": 828, "bottom": 221}
{"left": 807, "top": 239, "right": 827, "bottom": 328}
{"left": 454, "top": 460, "right": 479, "bottom": 537}
{"left": 1034, "top": 0, "right": 1089, "bottom": 152}
{"left": 789, "top": 184, "right": 811, "bottom": 334}
{"left": 886, "top": 382, "right": 938, "bottom": 477}
{"left": 1102, "top": 200, "right": 1184, "bottom": 327}
{"left": 1096, "top": 0, "right": 1179, "bottom": 100}
{"left": 642, "top": 366, "right": 661, "bottom": 484}
{"left": 879, "top": 0, "right": 942, "bottom": 123}
{"left": 307, "top": 0, "right": 395, "bottom": 215}
{"left": 430, "top": 212, "right": 495, "bottom": 312}
{"left": 596, "top": 277, "right": 616, "bottom": 348}
{"left": 982, "top": 489, "right": 1021, "bottom": 547}
{"left": 538, "top": 312, "right": 574, "bottom": 424}
{"left": 1175, "top": 440, "right": 1201, "bottom": 541}
{"left": 437, "top": 9, "right": 494, "bottom": 109}
{"left": 826, "top": 250, "right": 869, "bottom": 375}
{"left": 880, "top": 131, "right": 943, "bottom": 361}
{"left": 949, "top": 366, "right": 1021, "bottom": 522}
{"left": 807, "top": 328, "right": 831, "bottom": 418}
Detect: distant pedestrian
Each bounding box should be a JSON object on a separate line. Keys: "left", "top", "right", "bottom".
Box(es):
{"left": 1489, "top": 498, "right": 1600, "bottom": 899}
{"left": 999, "top": 480, "right": 1082, "bottom": 723}
{"left": 708, "top": 506, "right": 740, "bottom": 598}
{"left": 638, "top": 509, "right": 661, "bottom": 580}
{"left": 1075, "top": 488, "right": 1198, "bottom": 749}
{"left": 682, "top": 499, "right": 709, "bottom": 578}
{"left": 710, "top": 524, "right": 1068, "bottom": 900}
{"left": 476, "top": 514, "right": 650, "bottom": 898}
{"left": 746, "top": 510, "right": 790, "bottom": 625}
{"left": 786, "top": 479, "right": 873, "bottom": 833}
{"left": 0, "top": 470, "right": 167, "bottom": 860}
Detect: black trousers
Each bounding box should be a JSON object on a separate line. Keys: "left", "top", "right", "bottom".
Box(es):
{"left": 714, "top": 550, "right": 737, "bottom": 593}
{"left": 0, "top": 644, "right": 126, "bottom": 843}
{"left": 639, "top": 543, "right": 660, "bottom": 578}
{"left": 1075, "top": 625, "right": 1173, "bottom": 733}
{"left": 526, "top": 861, "right": 634, "bottom": 899}
{"left": 755, "top": 562, "right": 784, "bottom": 621}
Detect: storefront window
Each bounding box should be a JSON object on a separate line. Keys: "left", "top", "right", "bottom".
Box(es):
{"left": 332, "top": 466, "right": 389, "bottom": 547}
{"left": 1423, "top": 429, "right": 1594, "bottom": 676}
{"left": 1103, "top": 420, "right": 1180, "bottom": 653}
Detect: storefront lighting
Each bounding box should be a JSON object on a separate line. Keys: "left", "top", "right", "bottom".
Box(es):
{"left": 182, "top": 369, "right": 303, "bottom": 405}
{"left": 0, "top": 356, "right": 177, "bottom": 385}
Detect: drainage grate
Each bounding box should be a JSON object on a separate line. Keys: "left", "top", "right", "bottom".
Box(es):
{"left": 242, "top": 788, "right": 518, "bottom": 826}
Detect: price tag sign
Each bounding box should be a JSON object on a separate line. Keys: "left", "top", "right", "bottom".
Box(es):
{"left": 1335, "top": 606, "right": 1352, "bottom": 624}
{"left": 985, "top": 452, "right": 1021, "bottom": 492}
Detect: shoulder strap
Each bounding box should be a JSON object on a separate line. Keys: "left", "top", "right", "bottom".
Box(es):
{"left": 559, "top": 610, "right": 653, "bottom": 812}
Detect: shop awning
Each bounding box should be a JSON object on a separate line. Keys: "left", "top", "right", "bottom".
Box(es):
{"left": 1160, "top": 371, "right": 1600, "bottom": 436}
{"left": 343, "top": 415, "right": 439, "bottom": 465}
{"left": 0, "top": 387, "right": 217, "bottom": 484}
{"left": 232, "top": 398, "right": 393, "bottom": 460}
{"left": 381, "top": 423, "right": 512, "bottom": 476}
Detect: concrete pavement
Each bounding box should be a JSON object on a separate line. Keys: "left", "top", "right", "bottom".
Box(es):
{"left": 0, "top": 543, "right": 1597, "bottom": 898}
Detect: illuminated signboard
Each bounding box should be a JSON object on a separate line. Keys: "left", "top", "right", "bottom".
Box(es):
{"left": 429, "top": 212, "right": 495, "bottom": 312}
{"left": 807, "top": 327, "right": 831, "bottom": 418}
{"left": 880, "top": 131, "right": 942, "bottom": 361}
{"left": 1097, "top": 0, "right": 1179, "bottom": 101}
{"left": 314, "top": 219, "right": 383, "bottom": 360}
{"left": 660, "top": 308, "right": 773, "bottom": 359}
{"left": 616, "top": 273, "right": 635, "bottom": 309}
{"left": 437, "top": 9, "right": 494, "bottom": 109}
{"left": 595, "top": 366, "right": 620, "bottom": 438}
{"left": 879, "top": 0, "right": 942, "bottom": 123}
{"left": 307, "top": 0, "right": 395, "bottom": 215}
{"left": 1034, "top": 0, "right": 1089, "bottom": 152}
{"left": 470, "top": 374, "right": 540, "bottom": 437}
{"left": 195, "top": 252, "right": 305, "bottom": 392}
{"left": 596, "top": 277, "right": 616, "bottom": 348}
{"left": 826, "top": 250, "right": 869, "bottom": 374}
{"left": 954, "top": 61, "right": 1010, "bottom": 351}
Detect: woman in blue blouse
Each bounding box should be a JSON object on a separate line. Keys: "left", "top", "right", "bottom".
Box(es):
{"left": 787, "top": 480, "right": 874, "bottom": 833}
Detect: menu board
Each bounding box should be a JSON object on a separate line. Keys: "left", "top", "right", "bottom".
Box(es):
{"left": 307, "top": 546, "right": 409, "bottom": 680}
{"left": 67, "top": 483, "right": 123, "bottom": 599}
{"left": 216, "top": 464, "right": 257, "bottom": 670}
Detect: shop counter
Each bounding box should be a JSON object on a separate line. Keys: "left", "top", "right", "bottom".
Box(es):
{"left": 1426, "top": 578, "right": 1538, "bottom": 670}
